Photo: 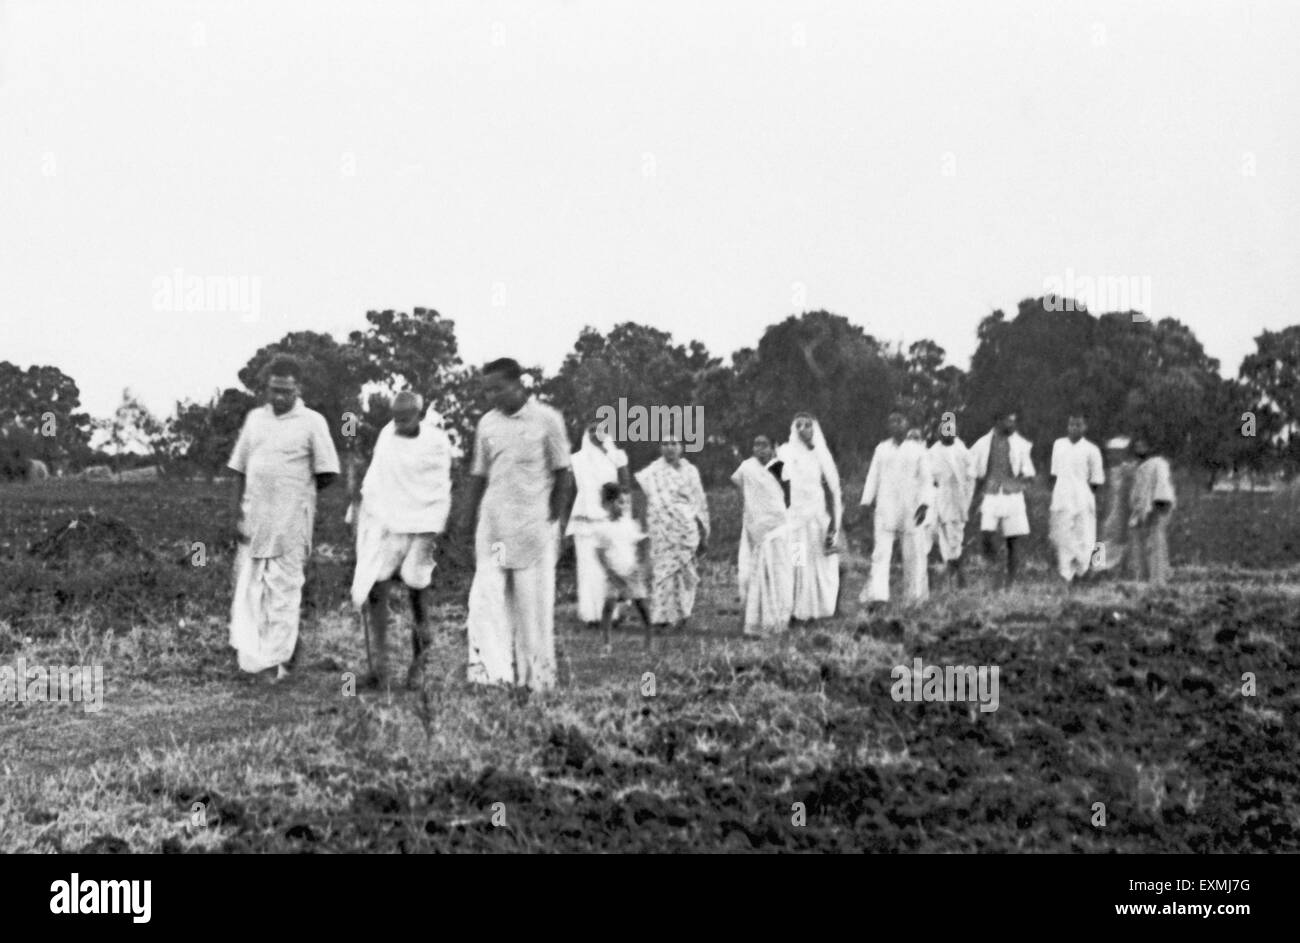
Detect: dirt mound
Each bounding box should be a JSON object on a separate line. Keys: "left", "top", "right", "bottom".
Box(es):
{"left": 28, "top": 510, "right": 156, "bottom": 566}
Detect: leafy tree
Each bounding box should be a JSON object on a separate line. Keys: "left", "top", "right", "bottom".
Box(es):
{"left": 238, "top": 331, "right": 379, "bottom": 456}
{"left": 349, "top": 307, "right": 463, "bottom": 403}
{"left": 1239, "top": 325, "right": 1300, "bottom": 449}
{"left": 891, "top": 339, "right": 968, "bottom": 437}
{"left": 96, "top": 389, "right": 167, "bottom": 472}
{"left": 542, "top": 322, "right": 721, "bottom": 474}
{"left": 169, "top": 388, "right": 257, "bottom": 479}
{"left": 966, "top": 298, "right": 1230, "bottom": 471}
{"left": 739, "top": 311, "right": 903, "bottom": 471}
{"left": 0, "top": 361, "right": 93, "bottom": 465}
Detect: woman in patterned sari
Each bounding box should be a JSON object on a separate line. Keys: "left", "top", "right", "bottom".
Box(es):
{"left": 777, "top": 412, "right": 842, "bottom": 620}
{"left": 635, "top": 437, "right": 710, "bottom": 629}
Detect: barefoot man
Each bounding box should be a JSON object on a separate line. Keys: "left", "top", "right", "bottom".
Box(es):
{"left": 228, "top": 355, "right": 339, "bottom": 682}
{"left": 459, "top": 359, "right": 573, "bottom": 694}
{"left": 348, "top": 391, "right": 452, "bottom": 690}
{"left": 969, "top": 408, "right": 1035, "bottom": 588}
{"left": 928, "top": 414, "right": 973, "bottom": 589}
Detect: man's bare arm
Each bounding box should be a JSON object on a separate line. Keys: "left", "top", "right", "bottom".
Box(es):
{"left": 231, "top": 472, "right": 247, "bottom": 542}
{"left": 551, "top": 468, "right": 574, "bottom": 524}
{"left": 459, "top": 474, "right": 488, "bottom": 534}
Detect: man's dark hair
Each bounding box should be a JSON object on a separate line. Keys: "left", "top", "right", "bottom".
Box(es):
{"left": 601, "top": 482, "right": 623, "bottom": 504}
{"left": 266, "top": 354, "right": 303, "bottom": 381}
{"left": 483, "top": 358, "right": 523, "bottom": 381}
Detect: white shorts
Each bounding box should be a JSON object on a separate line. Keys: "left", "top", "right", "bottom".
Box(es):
{"left": 979, "top": 492, "right": 1030, "bottom": 538}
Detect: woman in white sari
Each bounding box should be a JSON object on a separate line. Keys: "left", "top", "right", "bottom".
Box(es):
{"left": 636, "top": 437, "right": 710, "bottom": 629}
{"left": 730, "top": 434, "right": 793, "bottom": 635}
{"left": 778, "top": 413, "right": 842, "bottom": 620}
{"left": 566, "top": 421, "right": 630, "bottom": 627}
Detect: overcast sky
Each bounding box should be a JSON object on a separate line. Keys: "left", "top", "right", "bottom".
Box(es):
{"left": 1, "top": 0, "right": 1297, "bottom": 419}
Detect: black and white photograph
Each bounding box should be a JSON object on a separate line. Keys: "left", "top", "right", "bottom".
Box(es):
{"left": 0, "top": 0, "right": 1296, "bottom": 894}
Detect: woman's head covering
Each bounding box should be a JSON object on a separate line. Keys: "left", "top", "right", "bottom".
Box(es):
{"left": 783, "top": 413, "right": 842, "bottom": 528}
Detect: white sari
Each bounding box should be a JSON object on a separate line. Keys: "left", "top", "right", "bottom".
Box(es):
{"left": 731, "top": 457, "right": 793, "bottom": 635}
{"left": 778, "top": 419, "right": 842, "bottom": 620}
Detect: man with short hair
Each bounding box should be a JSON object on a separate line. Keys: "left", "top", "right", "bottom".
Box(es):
{"left": 348, "top": 391, "right": 452, "bottom": 690}
{"left": 1128, "top": 432, "right": 1176, "bottom": 584}
{"left": 228, "top": 355, "right": 340, "bottom": 682}
{"left": 968, "top": 408, "right": 1036, "bottom": 587}
{"left": 860, "top": 412, "right": 933, "bottom": 606}
{"left": 459, "top": 359, "right": 573, "bottom": 694}
{"left": 1049, "top": 414, "right": 1105, "bottom": 583}
{"left": 928, "top": 417, "right": 973, "bottom": 588}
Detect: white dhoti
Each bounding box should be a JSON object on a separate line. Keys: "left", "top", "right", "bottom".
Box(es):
{"left": 739, "top": 523, "right": 794, "bottom": 635}
{"left": 349, "top": 507, "right": 437, "bottom": 609}
{"left": 862, "top": 521, "right": 929, "bottom": 604}
{"left": 569, "top": 520, "right": 608, "bottom": 623}
{"left": 1050, "top": 509, "right": 1096, "bottom": 581}
{"left": 229, "top": 542, "right": 307, "bottom": 673}
{"left": 466, "top": 525, "right": 558, "bottom": 692}
{"left": 930, "top": 519, "right": 966, "bottom": 562}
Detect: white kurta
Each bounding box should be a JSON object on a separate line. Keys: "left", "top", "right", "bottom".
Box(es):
{"left": 466, "top": 399, "right": 571, "bottom": 692}
{"left": 1129, "top": 456, "right": 1176, "bottom": 584}
{"left": 567, "top": 439, "right": 628, "bottom": 622}
{"left": 779, "top": 434, "right": 842, "bottom": 621}
{"left": 1049, "top": 436, "right": 1104, "bottom": 580}
{"left": 859, "top": 438, "right": 934, "bottom": 603}
{"left": 226, "top": 400, "right": 339, "bottom": 674}
{"left": 928, "top": 440, "right": 972, "bottom": 561}
{"left": 730, "top": 457, "right": 793, "bottom": 635}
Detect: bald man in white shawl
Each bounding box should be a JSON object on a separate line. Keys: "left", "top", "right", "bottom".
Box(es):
{"left": 566, "top": 421, "right": 630, "bottom": 627}
{"left": 778, "top": 413, "right": 842, "bottom": 620}
{"left": 730, "top": 434, "right": 793, "bottom": 635}
{"left": 348, "top": 392, "right": 452, "bottom": 689}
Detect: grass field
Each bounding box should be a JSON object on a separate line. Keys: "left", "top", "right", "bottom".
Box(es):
{"left": 1, "top": 477, "right": 1297, "bottom": 852}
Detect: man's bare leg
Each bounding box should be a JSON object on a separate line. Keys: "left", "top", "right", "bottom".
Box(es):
{"left": 364, "top": 582, "right": 391, "bottom": 687}
{"left": 601, "top": 598, "right": 616, "bottom": 652}
{"left": 631, "top": 598, "right": 653, "bottom": 648}
{"left": 407, "top": 586, "right": 432, "bottom": 689}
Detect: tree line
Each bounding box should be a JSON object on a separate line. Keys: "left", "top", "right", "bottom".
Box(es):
{"left": 3, "top": 298, "right": 1297, "bottom": 486}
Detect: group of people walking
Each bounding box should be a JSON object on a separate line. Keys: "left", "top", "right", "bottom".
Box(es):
{"left": 223, "top": 353, "right": 1178, "bottom": 696}
{"left": 730, "top": 407, "right": 1177, "bottom": 631}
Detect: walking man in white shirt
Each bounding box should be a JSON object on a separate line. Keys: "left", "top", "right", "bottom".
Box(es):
{"left": 1048, "top": 413, "right": 1105, "bottom": 584}
{"left": 928, "top": 415, "right": 973, "bottom": 589}
{"left": 859, "top": 412, "right": 934, "bottom": 606}
{"left": 227, "top": 355, "right": 340, "bottom": 683}
{"left": 459, "top": 358, "right": 573, "bottom": 696}
{"left": 968, "top": 408, "right": 1036, "bottom": 588}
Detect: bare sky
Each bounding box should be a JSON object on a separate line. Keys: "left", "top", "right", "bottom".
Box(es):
{"left": 1, "top": 0, "right": 1296, "bottom": 419}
